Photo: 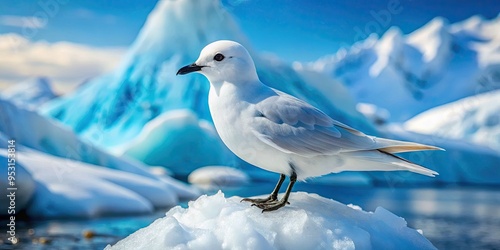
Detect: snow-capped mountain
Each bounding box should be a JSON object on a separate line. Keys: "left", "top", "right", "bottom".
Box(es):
{"left": 405, "top": 89, "right": 500, "bottom": 152}
{"left": 297, "top": 15, "right": 500, "bottom": 122}
{"left": 0, "top": 77, "right": 57, "bottom": 110}
{"left": 41, "top": 0, "right": 373, "bottom": 173}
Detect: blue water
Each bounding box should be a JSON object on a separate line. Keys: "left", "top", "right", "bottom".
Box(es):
{"left": 2, "top": 182, "right": 499, "bottom": 250}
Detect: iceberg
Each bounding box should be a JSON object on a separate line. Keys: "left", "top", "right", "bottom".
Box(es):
{"left": 117, "top": 110, "right": 233, "bottom": 175}
{"left": 0, "top": 98, "right": 199, "bottom": 217}
{"left": 0, "top": 98, "right": 169, "bottom": 179}
{"left": 405, "top": 89, "right": 500, "bottom": 152}
{"left": 40, "top": 0, "right": 373, "bottom": 174}
{"left": 0, "top": 147, "right": 198, "bottom": 218}
{"left": 106, "top": 192, "right": 436, "bottom": 250}
{"left": 0, "top": 149, "right": 161, "bottom": 218}
{"left": 298, "top": 15, "right": 500, "bottom": 122}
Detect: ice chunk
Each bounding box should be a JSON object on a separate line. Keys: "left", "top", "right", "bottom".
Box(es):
{"left": 107, "top": 192, "right": 435, "bottom": 250}
{"left": 188, "top": 166, "right": 250, "bottom": 188}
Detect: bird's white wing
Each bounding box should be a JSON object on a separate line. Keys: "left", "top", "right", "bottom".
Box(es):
{"left": 252, "top": 91, "right": 376, "bottom": 157}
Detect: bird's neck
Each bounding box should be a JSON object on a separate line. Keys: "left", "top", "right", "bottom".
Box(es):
{"left": 210, "top": 79, "right": 265, "bottom": 98}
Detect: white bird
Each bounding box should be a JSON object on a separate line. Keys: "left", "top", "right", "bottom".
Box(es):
{"left": 177, "top": 40, "right": 442, "bottom": 212}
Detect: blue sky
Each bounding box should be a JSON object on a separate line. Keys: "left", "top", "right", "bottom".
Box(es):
{"left": 0, "top": 0, "right": 499, "bottom": 92}
{"left": 0, "top": 0, "right": 499, "bottom": 62}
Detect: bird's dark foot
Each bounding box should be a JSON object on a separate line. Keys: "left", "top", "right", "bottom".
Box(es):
{"left": 241, "top": 195, "right": 277, "bottom": 204}
{"left": 241, "top": 173, "right": 294, "bottom": 212}
{"left": 253, "top": 199, "right": 288, "bottom": 212}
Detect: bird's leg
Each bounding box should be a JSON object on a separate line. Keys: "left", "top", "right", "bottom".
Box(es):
{"left": 255, "top": 171, "right": 297, "bottom": 212}
{"left": 241, "top": 174, "right": 286, "bottom": 204}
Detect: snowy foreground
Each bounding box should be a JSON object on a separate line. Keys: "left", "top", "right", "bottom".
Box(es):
{"left": 107, "top": 192, "right": 435, "bottom": 250}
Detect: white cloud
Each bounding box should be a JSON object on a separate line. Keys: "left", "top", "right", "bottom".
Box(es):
{"left": 0, "top": 33, "right": 126, "bottom": 93}
{"left": 0, "top": 15, "right": 46, "bottom": 29}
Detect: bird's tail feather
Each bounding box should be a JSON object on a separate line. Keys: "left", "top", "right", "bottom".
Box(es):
{"left": 377, "top": 150, "right": 438, "bottom": 177}
{"left": 341, "top": 150, "right": 439, "bottom": 177}
{"left": 374, "top": 137, "right": 444, "bottom": 154}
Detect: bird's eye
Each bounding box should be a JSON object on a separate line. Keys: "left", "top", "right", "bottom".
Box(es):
{"left": 214, "top": 53, "right": 225, "bottom": 62}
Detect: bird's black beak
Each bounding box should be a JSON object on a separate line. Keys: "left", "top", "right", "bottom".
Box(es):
{"left": 176, "top": 63, "right": 204, "bottom": 75}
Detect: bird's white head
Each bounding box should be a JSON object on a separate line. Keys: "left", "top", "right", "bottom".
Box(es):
{"left": 177, "top": 40, "right": 259, "bottom": 85}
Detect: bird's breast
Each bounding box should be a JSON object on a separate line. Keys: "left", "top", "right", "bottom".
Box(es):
{"left": 207, "top": 85, "right": 293, "bottom": 175}
{"left": 208, "top": 87, "right": 272, "bottom": 162}
{"left": 208, "top": 88, "right": 249, "bottom": 145}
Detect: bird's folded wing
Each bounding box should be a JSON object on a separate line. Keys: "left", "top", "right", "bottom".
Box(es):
{"left": 252, "top": 93, "right": 376, "bottom": 157}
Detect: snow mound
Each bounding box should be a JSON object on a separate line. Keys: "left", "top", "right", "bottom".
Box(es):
{"left": 0, "top": 77, "right": 57, "bottom": 110}
{"left": 404, "top": 89, "right": 500, "bottom": 152}
{"left": 298, "top": 15, "right": 500, "bottom": 122}
{"left": 188, "top": 166, "right": 249, "bottom": 187}
{"left": 107, "top": 192, "right": 435, "bottom": 250}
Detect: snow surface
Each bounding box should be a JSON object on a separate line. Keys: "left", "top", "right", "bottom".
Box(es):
{"left": 41, "top": 0, "right": 374, "bottom": 174}
{"left": 405, "top": 89, "right": 500, "bottom": 152}
{"left": 297, "top": 15, "right": 500, "bottom": 122}
{"left": 188, "top": 166, "right": 249, "bottom": 187}
{"left": 0, "top": 148, "right": 182, "bottom": 218}
{"left": 0, "top": 77, "right": 57, "bottom": 110}
{"left": 106, "top": 192, "right": 435, "bottom": 250}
